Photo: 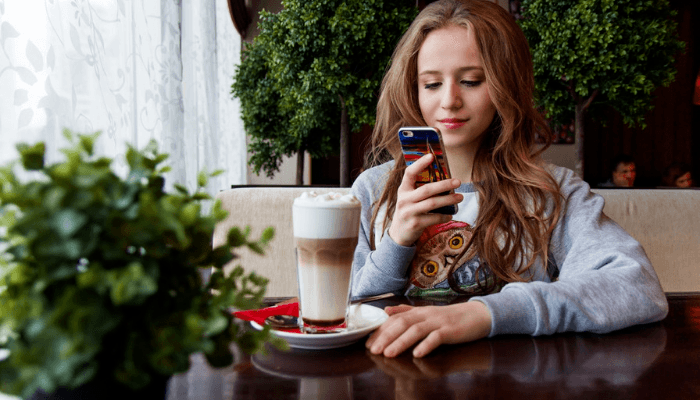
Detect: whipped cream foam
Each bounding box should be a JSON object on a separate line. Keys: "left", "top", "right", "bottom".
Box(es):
{"left": 293, "top": 191, "right": 360, "bottom": 207}
{"left": 293, "top": 191, "right": 361, "bottom": 239}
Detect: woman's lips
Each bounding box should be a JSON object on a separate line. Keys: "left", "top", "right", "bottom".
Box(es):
{"left": 439, "top": 118, "right": 466, "bottom": 130}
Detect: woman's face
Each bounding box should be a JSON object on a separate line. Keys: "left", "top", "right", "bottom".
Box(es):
{"left": 416, "top": 24, "right": 497, "bottom": 153}
{"left": 676, "top": 172, "right": 692, "bottom": 188}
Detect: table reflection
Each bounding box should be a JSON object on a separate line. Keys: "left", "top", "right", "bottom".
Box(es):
{"left": 366, "top": 324, "right": 666, "bottom": 399}
{"left": 164, "top": 294, "right": 694, "bottom": 400}
{"left": 251, "top": 343, "right": 375, "bottom": 400}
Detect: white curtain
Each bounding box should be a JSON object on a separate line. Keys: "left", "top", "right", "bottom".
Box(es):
{"left": 0, "top": 0, "right": 247, "bottom": 194}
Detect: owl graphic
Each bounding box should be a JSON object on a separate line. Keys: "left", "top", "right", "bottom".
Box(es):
{"left": 408, "top": 221, "right": 477, "bottom": 290}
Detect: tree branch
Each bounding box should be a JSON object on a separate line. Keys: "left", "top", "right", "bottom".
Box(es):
{"left": 567, "top": 84, "right": 577, "bottom": 101}
{"left": 582, "top": 89, "right": 599, "bottom": 112}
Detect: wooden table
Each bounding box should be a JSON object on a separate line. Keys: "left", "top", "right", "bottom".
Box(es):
{"left": 168, "top": 293, "right": 700, "bottom": 399}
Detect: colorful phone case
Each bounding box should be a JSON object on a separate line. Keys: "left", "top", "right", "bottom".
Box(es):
{"left": 398, "top": 127, "right": 457, "bottom": 215}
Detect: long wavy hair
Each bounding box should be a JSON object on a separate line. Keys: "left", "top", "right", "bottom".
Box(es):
{"left": 365, "top": 0, "right": 563, "bottom": 289}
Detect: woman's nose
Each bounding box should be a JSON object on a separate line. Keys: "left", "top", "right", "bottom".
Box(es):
{"left": 441, "top": 82, "right": 462, "bottom": 109}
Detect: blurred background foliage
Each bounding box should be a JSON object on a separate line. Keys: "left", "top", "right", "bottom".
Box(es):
{"left": 232, "top": 0, "right": 417, "bottom": 185}
{"left": 519, "top": 0, "right": 685, "bottom": 176}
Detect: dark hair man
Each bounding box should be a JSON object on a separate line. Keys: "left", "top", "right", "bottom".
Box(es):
{"left": 599, "top": 155, "right": 636, "bottom": 188}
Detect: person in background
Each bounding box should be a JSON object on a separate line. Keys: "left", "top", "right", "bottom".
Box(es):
{"left": 660, "top": 162, "right": 693, "bottom": 188}
{"left": 599, "top": 154, "right": 636, "bottom": 188}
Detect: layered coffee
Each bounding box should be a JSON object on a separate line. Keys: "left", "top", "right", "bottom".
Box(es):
{"left": 295, "top": 237, "right": 357, "bottom": 326}
{"left": 293, "top": 192, "right": 361, "bottom": 333}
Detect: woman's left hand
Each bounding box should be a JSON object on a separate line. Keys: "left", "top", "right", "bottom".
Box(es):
{"left": 366, "top": 301, "right": 492, "bottom": 358}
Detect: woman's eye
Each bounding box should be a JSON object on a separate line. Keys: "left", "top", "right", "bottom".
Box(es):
{"left": 424, "top": 82, "right": 441, "bottom": 90}
{"left": 462, "top": 80, "right": 482, "bottom": 87}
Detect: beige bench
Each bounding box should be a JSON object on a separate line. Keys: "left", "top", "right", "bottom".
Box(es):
{"left": 213, "top": 187, "right": 700, "bottom": 297}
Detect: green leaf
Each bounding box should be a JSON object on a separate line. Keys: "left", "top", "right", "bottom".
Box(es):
{"left": 203, "top": 332, "right": 234, "bottom": 368}
{"left": 197, "top": 171, "right": 208, "bottom": 188}
{"left": 180, "top": 203, "right": 200, "bottom": 226}
{"left": 52, "top": 209, "right": 88, "bottom": 238}
{"left": 78, "top": 132, "right": 100, "bottom": 156}
{"left": 227, "top": 226, "right": 247, "bottom": 247}
{"left": 247, "top": 242, "right": 265, "bottom": 255}
{"left": 260, "top": 227, "right": 275, "bottom": 244}
{"left": 107, "top": 262, "right": 158, "bottom": 305}
{"left": 36, "top": 239, "right": 82, "bottom": 259}
{"left": 16, "top": 142, "right": 45, "bottom": 170}
{"left": 174, "top": 184, "right": 189, "bottom": 195}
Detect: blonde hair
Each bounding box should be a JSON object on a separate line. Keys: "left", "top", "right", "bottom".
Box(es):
{"left": 365, "top": 0, "right": 562, "bottom": 290}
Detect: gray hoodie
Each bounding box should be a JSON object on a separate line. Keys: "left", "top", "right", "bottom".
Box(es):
{"left": 351, "top": 161, "right": 668, "bottom": 337}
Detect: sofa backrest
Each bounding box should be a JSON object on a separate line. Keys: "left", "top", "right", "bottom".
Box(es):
{"left": 591, "top": 188, "right": 700, "bottom": 293}
{"left": 213, "top": 187, "right": 348, "bottom": 297}
{"left": 214, "top": 187, "right": 700, "bottom": 297}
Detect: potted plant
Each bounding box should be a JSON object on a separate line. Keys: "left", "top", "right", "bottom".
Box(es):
{"left": 518, "top": 0, "right": 684, "bottom": 177}
{"left": 231, "top": 0, "right": 416, "bottom": 186}
{"left": 0, "top": 130, "right": 282, "bottom": 399}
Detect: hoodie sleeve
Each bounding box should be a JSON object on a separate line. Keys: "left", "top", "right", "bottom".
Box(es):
{"left": 470, "top": 167, "right": 668, "bottom": 336}
{"left": 350, "top": 164, "right": 415, "bottom": 298}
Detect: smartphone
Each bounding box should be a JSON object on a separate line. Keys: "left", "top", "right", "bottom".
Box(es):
{"left": 398, "top": 126, "right": 458, "bottom": 215}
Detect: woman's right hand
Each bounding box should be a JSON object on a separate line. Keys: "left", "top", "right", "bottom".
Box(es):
{"left": 388, "top": 153, "right": 463, "bottom": 247}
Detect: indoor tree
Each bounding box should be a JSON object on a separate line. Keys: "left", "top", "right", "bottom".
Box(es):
{"left": 232, "top": 0, "right": 416, "bottom": 186}
{"left": 519, "top": 0, "right": 684, "bottom": 177}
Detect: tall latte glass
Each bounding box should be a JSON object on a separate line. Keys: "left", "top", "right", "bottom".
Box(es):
{"left": 293, "top": 192, "right": 361, "bottom": 334}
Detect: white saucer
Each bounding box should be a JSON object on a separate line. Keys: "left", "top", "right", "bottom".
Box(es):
{"left": 250, "top": 304, "right": 388, "bottom": 350}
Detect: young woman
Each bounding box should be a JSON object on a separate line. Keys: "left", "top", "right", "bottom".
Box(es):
{"left": 350, "top": 0, "right": 667, "bottom": 358}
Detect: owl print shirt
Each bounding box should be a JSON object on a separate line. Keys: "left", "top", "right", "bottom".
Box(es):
{"left": 363, "top": 177, "right": 497, "bottom": 298}
{"left": 351, "top": 161, "right": 667, "bottom": 337}
{"left": 402, "top": 184, "right": 502, "bottom": 298}
{"left": 350, "top": 161, "right": 501, "bottom": 298}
